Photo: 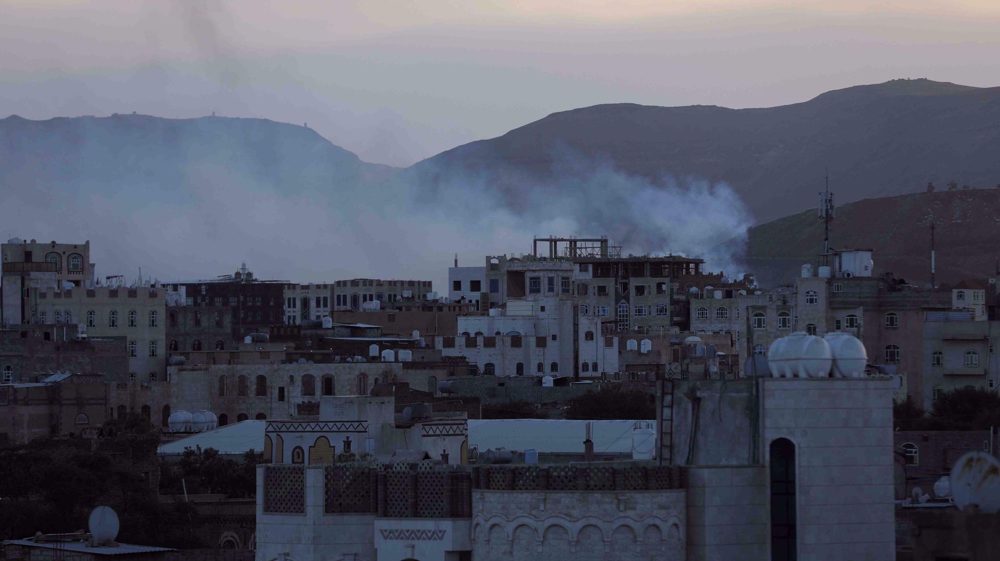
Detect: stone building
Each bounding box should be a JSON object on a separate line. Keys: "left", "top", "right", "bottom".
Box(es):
{"left": 333, "top": 278, "right": 433, "bottom": 311}
{"left": 893, "top": 430, "right": 997, "bottom": 499}
{"left": 33, "top": 286, "right": 167, "bottom": 382}
{"left": 0, "top": 324, "right": 128, "bottom": 383}
{"left": 166, "top": 303, "right": 234, "bottom": 354}
{"left": 0, "top": 372, "right": 108, "bottom": 445}
{"left": 1, "top": 238, "right": 94, "bottom": 326}
{"left": 920, "top": 313, "right": 1000, "bottom": 409}
{"left": 283, "top": 283, "right": 333, "bottom": 325}
{"left": 170, "top": 264, "right": 285, "bottom": 341}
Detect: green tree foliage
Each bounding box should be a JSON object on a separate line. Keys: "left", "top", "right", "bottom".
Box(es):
{"left": 894, "top": 387, "right": 1000, "bottom": 430}
{"left": 159, "top": 447, "right": 258, "bottom": 498}
{"left": 481, "top": 401, "right": 548, "bottom": 419}
{"left": 565, "top": 387, "right": 655, "bottom": 420}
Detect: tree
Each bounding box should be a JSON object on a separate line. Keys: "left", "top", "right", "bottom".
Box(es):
{"left": 929, "top": 387, "right": 1000, "bottom": 430}
{"left": 565, "top": 387, "right": 655, "bottom": 420}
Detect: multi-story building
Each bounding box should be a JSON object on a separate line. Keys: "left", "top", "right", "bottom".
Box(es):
{"left": 33, "top": 285, "right": 167, "bottom": 382}
{"left": 333, "top": 279, "right": 433, "bottom": 311}
{"left": 951, "top": 280, "right": 990, "bottom": 321}
{"left": 0, "top": 372, "right": 108, "bottom": 445}
{"left": 165, "top": 302, "right": 234, "bottom": 354}
{"left": 0, "top": 324, "right": 128, "bottom": 383}
{"left": 448, "top": 263, "right": 486, "bottom": 310}
{"left": 170, "top": 264, "right": 285, "bottom": 340}
{"left": 283, "top": 283, "right": 334, "bottom": 325}
{"left": 920, "top": 312, "right": 1000, "bottom": 409}
{"left": 1, "top": 238, "right": 94, "bottom": 326}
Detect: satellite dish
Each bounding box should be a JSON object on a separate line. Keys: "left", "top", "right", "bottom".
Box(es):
{"left": 951, "top": 452, "right": 1000, "bottom": 513}
{"left": 88, "top": 506, "right": 120, "bottom": 545}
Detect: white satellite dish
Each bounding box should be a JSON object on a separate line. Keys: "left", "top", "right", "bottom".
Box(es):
{"left": 88, "top": 505, "right": 120, "bottom": 545}
{"left": 950, "top": 451, "right": 1000, "bottom": 513}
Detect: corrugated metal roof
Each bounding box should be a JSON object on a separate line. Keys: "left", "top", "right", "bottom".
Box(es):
{"left": 157, "top": 420, "right": 266, "bottom": 457}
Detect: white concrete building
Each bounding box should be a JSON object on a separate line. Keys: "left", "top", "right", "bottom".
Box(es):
{"left": 448, "top": 265, "right": 485, "bottom": 310}
{"left": 283, "top": 283, "right": 333, "bottom": 325}
{"left": 2, "top": 238, "right": 95, "bottom": 326}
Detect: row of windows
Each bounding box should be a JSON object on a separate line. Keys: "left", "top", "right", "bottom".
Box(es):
{"left": 930, "top": 350, "right": 982, "bottom": 368}
{"left": 127, "top": 340, "right": 159, "bottom": 358}
{"left": 481, "top": 362, "right": 559, "bottom": 375}
{"left": 42, "top": 309, "right": 159, "bottom": 328}
{"left": 168, "top": 339, "right": 226, "bottom": 352}
{"left": 217, "top": 373, "right": 371, "bottom": 398}
{"left": 696, "top": 307, "right": 902, "bottom": 330}
{"left": 44, "top": 251, "right": 85, "bottom": 272}
{"left": 527, "top": 276, "right": 573, "bottom": 295}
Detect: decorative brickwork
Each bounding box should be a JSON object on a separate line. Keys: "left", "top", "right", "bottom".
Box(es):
{"left": 324, "top": 465, "right": 378, "bottom": 514}
{"left": 263, "top": 465, "right": 305, "bottom": 514}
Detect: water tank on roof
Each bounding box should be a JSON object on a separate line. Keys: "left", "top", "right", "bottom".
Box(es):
{"left": 412, "top": 330, "right": 421, "bottom": 339}
{"left": 688, "top": 287, "right": 700, "bottom": 295}
{"left": 951, "top": 452, "right": 1000, "bottom": 513}
{"left": 801, "top": 264, "right": 814, "bottom": 278}
{"left": 713, "top": 290, "right": 723, "bottom": 300}
{"left": 7, "top": 237, "right": 22, "bottom": 244}
{"left": 244, "top": 335, "right": 253, "bottom": 344}
{"left": 767, "top": 332, "right": 832, "bottom": 378}
{"left": 362, "top": 300, "right": 381, "bottom": 311}
{"left": 398, "top": 349, "right": 413, "bottom": 362}
{"left": 626, "top": 339, "right": 638, "bottom": 352}
{"left": 541, "top": 375, "right": 554, "bottom": 387}
{"left": 640, "top": 339, "right": 652, "bottom": 354}
{"left": 368, "top": 344, "right": 379, "bottom": 357}
{"left": 824, "top": 332, "right": 867, "bottom": 378}
{"left": 381, "top": 349, "right": 395, "bottom": 362}
{"left": 321, "top": 316, "right": 333, "bottom": 329}
{"left": 168, "top": 410, "right": 193, "bottom": 433}
{"left": 818, "top": 266, "right": 832, "bottom": 279}
{"left": 190, "top": 410, "right": 217, "bottom": 432}
{"left": 632, "top": 423, "right": 656, "bottom": 460}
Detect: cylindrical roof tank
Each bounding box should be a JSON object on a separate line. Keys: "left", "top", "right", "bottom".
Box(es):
{"left": 801, "top": 264, "right": 813, "bottom": 278}
{"left": 168, "top": 410, "right": 193, "bottom": 433}
{"left": 190, "top": 410, "right": 211, "bottom": 432}
{"left": 818, "top": 265, "right": 832, "bottom": 278}
{"left": 767, "top": 332, "right": 832, "bottom": 378}
{"left": 824, "top": 332, "right": 867, "bottom": 378}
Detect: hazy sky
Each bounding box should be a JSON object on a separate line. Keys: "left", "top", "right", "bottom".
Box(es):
{"left": 3, "top": 0, "right": 999, "bottom": 166}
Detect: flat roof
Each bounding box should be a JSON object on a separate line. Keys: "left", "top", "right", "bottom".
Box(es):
{"left": 157, "top": 420, "right": 266, "bottom": 457}
{"left": 468, "top": 419, "right": 654, "bottom": 454}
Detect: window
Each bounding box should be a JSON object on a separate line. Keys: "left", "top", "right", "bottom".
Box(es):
{"left": 255, "top": 375, "right": 267, "bottom": 396}
{"left": 932, "top": 351, "right": 943, "bottom": 366}
{"left": 218, "top": 375, "right": 227, "bottom": 397}
{"left": 582, "top": 362, "right": 590, "bottom": 372}
{"left": 45, "top": 252, "right": 61, "bottom": 270}
{"left": 832, "top": 282, "right": 843, "bottom": 293}
{"left": 580, "top": 304, "right": 590, "bottom": 316}
{"left": 560, "top": 277, "right": 570, "bottom": 294}
{"left": 54, "top": 310, "right": 62, "bottom": 324}
{"left": 965, "top": 350, "right": 981, "bottom": 367}
{"left": 884, "top": 312, "right": 899, "bottom": 328}
{"left": 634, "top": 305, "right": 648, "bottom": 317}
{"left": 86, "top": 310, "right": 96, "bottom": 327}
{"left": 149, "top": 372, "right": 156, "bottom": 382}
{"left": 302, "top": 374, "right": 316, "bottom": 396}
{"left": 592, "top": 361, "right": 598, "bottom": 372}
{"left": 292, "top": 446, "right": 304, "bottom": 464}
{"left": 845, "top": 314, "right": 859, "bottom": 329}
{"left": 192, "top": 339, "right": 202, "bottom": 351}
{"left": 885, "top": 344, "right": 901, "bottom": 363}
{"left": 696, "top": 307, "right": 708, "bottom": 320}
{"left": 64, "top": 310, "right": 72, "bottom": 324}
{"left": 901, "top": 442, "right": 919, "bottom": 466}
{"left": 127, "top": 310, "right": 137, "bottom": 327}
{"left": 75, "top": 413, "right": 89, "bottom": 425}
{"left": 238, "top": 375, "right": 248, "bottom": 396}
{"left": 655, "top": 304, "right": 669, "bottom": 316}
{"left": 128, "top": 340, "right": 137, "bottom": 358}
{"left": 129, "top": 373, "right": 136, "bottom": 382}
{"left": 537, "top": 362, "right": 544, "bottom": 373}
{"left": 149, "top": 341, "right": 158, "bottom": 357}
{"left": 805, "top": 290, "right": 818, "bottom": 305}
{"left": 528, "top": 277, "right": 541, "bottom": 294}
{"left": 956, "top": 290, "right": 966, "bottom": 302}
{"left": 516, "top": 362, "right": 524, "bottom": 376}
{"left": 752, "top": 312, "right": 766, "bottom": 329}
{"left": 547, "top": 276, "right": 555, "bottom": 293}
{"left": 716, "top": 307, "right": 729, "bottom": 320}
{"left": 39, "top": 311, "right": 46, "bottom": 323}
{"left": 322, "top": 375, "right": 335, "bottom": 396}
{"left": 68, "top": 253, "right": 83, "bottom": 272}
{"left": 634, "top": 285, "right": 646, "bottom": 296}
{"left": 489, "top": 278, "right": 500, "bottom": 294}
{"left": 2, "top": 365, "right": 12, "bottom": 384}
{"left": 452, "top": 280, "right": 462, "bottom": 291}
{"left": 753, "top": 344, "right": 766, "bottom": 356}
{"left": 469, "top": 280, "right": 481, "bottom": 292}
{"left": 483, "top": 363, "right": 495, "bottom": 375}
{"left": 149, "top": 310, "right": 158, "bottom": 327}
{"left": 777, "top": 311, "right": 791, "bottom": 329}
{"left": 550, "top": 362, "right": 559, "bottom": 373}
{"left": 585, "top": 330, "right": 595, "bottom": 341}
{"left": 597, "top": 306, "right": 609, "bottom": 317}
{"left": 168, "top": 340, "right": 178, "bottom": 352}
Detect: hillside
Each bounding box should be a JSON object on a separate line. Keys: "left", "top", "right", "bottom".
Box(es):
{"left": 412, "top": 79, "right": 1000, "bottom": 221}
{"left": 747, "top": 189, "right": 1000, "bottom": 286}
{"left": 0, "top": 113, "right": 394, "bottom": 201}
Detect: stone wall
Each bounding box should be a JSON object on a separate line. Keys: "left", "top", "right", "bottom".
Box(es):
{"left": 684, "top": 465, "right": 768, "bottom": 561}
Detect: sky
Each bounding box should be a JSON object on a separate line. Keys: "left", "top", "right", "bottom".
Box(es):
{"left": 2, "top": 0, "right": 999, "bottom": 167}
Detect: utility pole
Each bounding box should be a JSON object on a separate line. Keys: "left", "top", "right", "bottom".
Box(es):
{"left": 930, "top": 221, "right": 936, "bottom": 289}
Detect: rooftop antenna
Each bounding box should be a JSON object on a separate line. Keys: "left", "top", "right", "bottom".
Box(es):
{"left": 818, "top": 172, "right": 835, "bottom": 266}
{"left": 454, "top": 254, "right": 458, "bottom": 268}
{"left": 930, "top": 220, "right": 936, "bottom": 289}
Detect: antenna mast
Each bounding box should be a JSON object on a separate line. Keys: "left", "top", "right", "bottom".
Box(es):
{"left": 819, "top": 173, "right": 835, "bottom": 266}
{"left": 930, "top": 221, "right": 936, "bottom": 289}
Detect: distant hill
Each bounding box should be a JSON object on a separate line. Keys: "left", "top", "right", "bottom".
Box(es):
{"left": 747, "top": 189, "right": 1000, "bottom": 286}
{"left": 0, "top": 113, "right": 394, "bottom": 202}
{"left": 413, "top": 79, "right": 1000, "bottom": 221}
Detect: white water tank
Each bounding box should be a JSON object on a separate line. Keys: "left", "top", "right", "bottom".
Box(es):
{"left": 368, "top": 344, "right": 379, "bottom": 357}
{"left": 398, "top": 349, "right": 413, "bottom": 362}
{"left": 951, "top": 452, "right": 1000, "bottom": 513}
{"left": 767, "top": 332, "right": 832, "bottom": 378}
{"left": 362, "top": 300, "right": 381, "bottom": 311}
{"left": 631, "top": 424, "right": 656, "bottom": 460}
{"left": 640, "top": 339, "right": 652, "bottom": 354}
{"left": 626, "top": 339, "right": 638, "bottom": 351}
{"left": 801, "top": 264, "right": 814, "bottom": 278}
{"left": 168, "top": 410, "right": 193, "bottom": 432}
{"left": 191, "top": 410, "right": 217, "bottom": 432}
{"left": 541, "top": 375, "right": 554, "bottom": 387}
{"left": 824, "top": 332, "right": 867, "bottom": 378}
{"left": 321, "top": 316, "right": 333, "bottom": 329}
{"left": 818, "top": 266, "right": 832, "bottom": 279}
{"left": 713, "top": 290, "right": 723, "bottom": 300}
{"left": 381, "top": 349, "right": 395, "bottom": 362}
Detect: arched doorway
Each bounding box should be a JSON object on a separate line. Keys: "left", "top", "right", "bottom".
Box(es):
{"left": 770, "top": 438, "right": 797, "bottom": 561}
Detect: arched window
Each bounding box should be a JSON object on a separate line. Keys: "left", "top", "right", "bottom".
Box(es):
{"left": 128, "top": 340, "right": 137, "bottom": 358}
{"left": 884, "top": 312, "right": 899, "bottom": 328}
{"left": 965, "top": 350, "right": 980, "bottom": 367}
{"left": 582, "top": 362, "right": 590, "bottom": 372}
{"left": 45, "top": 252, "right": 61, "bottom": 270}
{"left": 2, "top": 365, "right": 13, "bottom": 383}
{"left": 75, "top": 412, "right": 89, "bottom": 425}
{"left": 537, "top": 362, "right": 544, "bottom": 373}
{"left": 108, "top": 310, "right": 118, "bottom": 328}
{"left": 218, "top": 375, "right": 226, "bottom": 397}
{"left": 585, "top": 330, "right": 595, "bottom": 341}
{"left": 292, "top": 446, "right": 305, "bottom": 464}
{"left": 696, "top": 307, "right": 708, "bottom": 320}
{"left": 805, "top": 290, "right": 818, "bottom": 305}
{"left": 931, "top": 351, "right": 943, "bottom": 366}
{"left": 845, "top": 314, "right": 859, "bottom": 329}
{"left": 753, "top": 344, "right": 766, "bottom": 356}
{"left": 54, "top": 310, "right": 63, "bottom": 323}
{"left": 255, "top": 413, "right": 267, "bottom": 420}
{"left": 219, "top": 413, "right": 229, "bottom": 426}
{"left": 515, "top": 363, "right": 524, "bottom": 376}
{"left": 777, "top": 311, "right": 791, "bottom": 330}
{"left": 149, "top": 341, "right": 158, "bottom": 357}
{"left": 357, "top": 373, "right": 368, "bottom": 395}
{"left": 64, "top": 310, "right": 72, "bottom": 324}
{"left": 238, "top": 375, "right": 248, "bottom": 396}
{"left": 901, "top": 442, "right": 919, "bottom": 465}
{"left": 128, "top": 310, "right": 137, "bottom": 327}
{"left": 302, "top": 374, "right": 316, "bottom": 396}
{"left": 86, "top": 310, "right": 96, "bottom": 327}
{"left": 237, "top": 413, "right": 249, "bottom": 422}
{"left": 68, "top": 253, "right": 83, "bottom": 272}
{"left": 806, "top": 323, "right": 817, "bottom": 335}
{"left": 215, "top": 340, "right": 225, "bottom": 351}
{"left": 255, "top": 375, "right": 267, "bottom": 396}
{"left": 592, "top": 361, "right": 598, "bottom": 372}
{"left": 716, "top": 307, "right": 729, "bottom": 320}
{"left": 161, "top": 405, "right": 171, "bottom": 428}
{"left": 322, "top": 375, "right": 335, "bottom": 396}
{"left": 752, "top": 312, "right": 766, "bottom": 329}
{"left": 192, "top": 339, "right": 203, "bottom": 351}
{"left": 169, "top": 340, "right": 179, "bottom": 352}
{"left": 885, "top": 344, "right": 901, "bottom": 363}
{"left": 550, "top": 362, "right": 559, "bottom": 373}
{"left": 149, "top": 310, "right": 158, "bottom": 327}
{"left": 141, "top": 405, "right": 151, "bottom": 419}
{"left": 483, "top": 363, "right": 495, "bottom": 376}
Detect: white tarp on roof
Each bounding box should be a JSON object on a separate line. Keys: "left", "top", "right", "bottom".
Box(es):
{"left": 157, "top": 420, "right": 266, "bottom": 457}
{"left": 468, "top": 419, "right": 655, "bottom": 454}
